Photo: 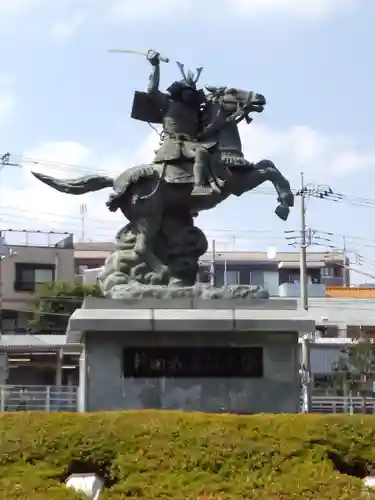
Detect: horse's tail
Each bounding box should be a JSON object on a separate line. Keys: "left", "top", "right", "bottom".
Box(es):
{"left": 31, "top": 171, "right": 113, "bottom": 195}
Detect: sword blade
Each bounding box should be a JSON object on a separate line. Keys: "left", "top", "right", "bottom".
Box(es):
{"left": 108, "top": 49, "right": 169, "bottom": 63}
{"left": 108, "top": 49, "right": 146, "bottom": 55}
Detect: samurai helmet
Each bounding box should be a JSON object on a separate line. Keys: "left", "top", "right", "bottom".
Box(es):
{"left": 176, "top": 61, "right": 204, "bottom": 89}
{"left": 166, "top": 61, "right": 204, "bottom": 101}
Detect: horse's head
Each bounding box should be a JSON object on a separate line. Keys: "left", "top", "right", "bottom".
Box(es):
{"left": 205, "top": 85, "right": 266, "bottom": 118}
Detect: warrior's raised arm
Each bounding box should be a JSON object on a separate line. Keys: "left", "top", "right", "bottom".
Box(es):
{"left": 147, "top": 50, "right": 161, "bottom": 94}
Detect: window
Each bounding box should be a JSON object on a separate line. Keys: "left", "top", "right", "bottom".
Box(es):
{"left": 321, "top": 266, "right": 334, "bottom": 277}
{"left": 249, "top": 270, "right": 264, "bottom": 287}
{"left": 14, "top": 263, "right": 55, "bottom": 292}
{"left": 287, "top": 273, "right": 300, "bottom": 284}
{"left": 225, "top": 270, "right": 240, "bottom": 285}
{"left": 123, "top": 347, "right": 263, "bottom": 378}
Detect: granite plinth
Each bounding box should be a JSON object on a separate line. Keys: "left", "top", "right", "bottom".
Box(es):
{"left": 69, "top": 298, "right": 315, "bottom": 414}
{"left": 82, "top": 296, "right": 298, "bottom": 310}
{"left": 108, "top": 284, "right": 269, "bottom": 300}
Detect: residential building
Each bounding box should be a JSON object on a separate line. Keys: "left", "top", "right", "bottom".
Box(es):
{"left": 0, "top": 233, "right": 116, "bottom": 332}
{"left": 74, "top": 241, "right": 114, "bottom": 277}
{"left": 198, "top": 250, "right": 349, "bottom": 296}
{"left": 77, "top": 249, "right": 349, "bottom": 294}
{"left": 0, "top": 230, "right": 75, "bottom": 333}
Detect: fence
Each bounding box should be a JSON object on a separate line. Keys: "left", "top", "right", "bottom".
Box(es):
{"left": 0, "top": 385, "right": 78, "bottom": 412}
{"left": 309, "top": 396, "right": 375, "bottom": 414}
{"left": 0, "top": 387, "right": 372, "bottom": 414}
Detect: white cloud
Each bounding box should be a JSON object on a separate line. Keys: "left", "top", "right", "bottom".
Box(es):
{"left": 0, "top": 0, "right": 363, "bottom": 41}
{"left": 50, "top": 12, "right": 87, "bottom": 44}
{"left": 2, "top": 141, "right": 99, "bottom": 233}
{"left": 0, "top": 92, "right": 15, "bottom": 119}
{"left": 24, "top": 141, "right": 93, "bottom": 171}
{"left": 0, "top": 135, "right": 161, "bottom": 241}
{"left": 0, "top": 74, "right": 16, "bottom": 122}
{"left": 107, "top": 0, "right": 191, "bottom": 22}
{"left": 240, "top": 123, "right": 375, "bottom": 183}
{"left": 0, "top": 0, "right": 46, "bottom": 28}
{"left": 0, "top": 0, "right": 186, "bottom": 40}
{"left": 231, "top": 0, "right": 359, "bottom": 19}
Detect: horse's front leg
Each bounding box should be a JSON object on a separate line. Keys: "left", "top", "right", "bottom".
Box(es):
{"left": 253, "top": 159, "right": 294, "bottom": 220}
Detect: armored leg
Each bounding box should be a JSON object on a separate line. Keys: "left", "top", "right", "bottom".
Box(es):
{"left": 206, "top": 155, "right": 229, "bottom": 194}
{"left": 193, "top": 148, "right": 210, "bottom": 187}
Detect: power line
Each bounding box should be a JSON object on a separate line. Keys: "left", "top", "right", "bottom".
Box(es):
{"left": 4, "top": 151, "right": 375, "bottom": 209}
{"left": 2, "top": 152, "right": 375, "bottom": 254}
{"left": 2, "top": 210, "right": 375, "bottom": 250}
{"left": 0, "top": 202, "right": 374, "bottom": 249}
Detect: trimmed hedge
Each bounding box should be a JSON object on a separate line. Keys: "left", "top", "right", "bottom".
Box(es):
{"left": 1, "top": 412, "right": 375, "bottom": 499}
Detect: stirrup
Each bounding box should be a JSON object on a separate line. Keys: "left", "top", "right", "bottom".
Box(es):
{"left": 209, "top": 180, "right": 222, "bottom": 194}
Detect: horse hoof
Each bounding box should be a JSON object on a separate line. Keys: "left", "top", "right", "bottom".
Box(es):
{"left": 150, "top": 266, "right": 170, "bottom": 285}
{"left": 285, "top": 192, "right": 295, "bottom": 207}
{"left": 275, "top": 204, "right": 290, "bottom": 221}
{"left": 278, "top": 192, "right": 294, "bottom": 208}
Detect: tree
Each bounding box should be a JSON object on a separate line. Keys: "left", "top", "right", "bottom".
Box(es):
{"left": 331, "top": 330, "right": 375, "bottom": 410}
{"left": 30, "top": 281, "right": 102, "bottom": 333}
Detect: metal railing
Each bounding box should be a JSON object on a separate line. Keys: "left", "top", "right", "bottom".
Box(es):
{"left": 308, "top": 396, "right": 375, "bottom": 414}
{"left": 0, "top": 385, "right": 78, "bottom": 412}
{"left": 1, "top": 387, "right": 372, "bottom": 414}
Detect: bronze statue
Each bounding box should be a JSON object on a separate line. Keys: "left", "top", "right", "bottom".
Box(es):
{"left": 32, "top": 49, "right": 294, "bottom": 299}
{"left": 134, "top": 50, "right": 225, "bottom": 194}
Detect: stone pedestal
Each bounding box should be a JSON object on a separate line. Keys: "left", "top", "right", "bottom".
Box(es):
{"left": 67, "top": 297, "right": 314, "bottom": 414}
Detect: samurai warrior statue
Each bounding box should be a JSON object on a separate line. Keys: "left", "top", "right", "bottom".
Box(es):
{"left": 135, "top": 50, "right": 223, "bottom": 193}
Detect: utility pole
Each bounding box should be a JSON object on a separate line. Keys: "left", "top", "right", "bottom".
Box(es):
{"left": 296, "top": 173, "right": 311, "bottom": 412}
{"left": 0, "top": 153, "right": 20, "bottom": 210}
{"left": 79, "top": 204, "right": 87, "bottom": 241}
{"left": 300, "top": 334, "right": 312, "bottom": 413}
{"left": 0, "top": 155, "right": 20, "bottom": 335}
{"left": 299, "top": 172, "right": 308, "bottom": 311}
{"left": 210, "top": 239, "right": 216, "bottom": 287}
{"left": 342, "top": 236, "right": 350, "bottom": 286}
{"left": 293, "top": 181, "right": 336, "bottom": 304}
{"left": 0, "top": 153, "right": 19, "bottom": 168}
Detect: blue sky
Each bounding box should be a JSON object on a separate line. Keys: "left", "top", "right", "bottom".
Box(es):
{"left": 0, "top": 0, "right": 375, "bottom": 281}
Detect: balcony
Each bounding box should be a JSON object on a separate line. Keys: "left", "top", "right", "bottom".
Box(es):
{"left": 279, "top": 282, "right": 326, "bottom": 298}
{"left": 321, "top": 276, "right": 345, "bottom": 286}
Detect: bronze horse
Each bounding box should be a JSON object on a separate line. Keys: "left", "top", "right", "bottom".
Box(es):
{"left": 32, "top": 86, "right": 294, "bottom": 285}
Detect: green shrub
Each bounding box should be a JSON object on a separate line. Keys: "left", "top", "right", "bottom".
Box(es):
{"left": 30, "top": 281, "right": 102, "bottom": 333}
{"left": 0, "top": 412, "right": 375, "bottom": 498}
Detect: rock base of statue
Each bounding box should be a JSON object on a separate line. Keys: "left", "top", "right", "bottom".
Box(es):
{"left": 106, "top": 283, "right": 269, "bottom": 300}
{"left": 98, "top": 219, "right": 211, "bottom": 296}
{"left": 97, "top": 222, "right": 270, "bottom": 300}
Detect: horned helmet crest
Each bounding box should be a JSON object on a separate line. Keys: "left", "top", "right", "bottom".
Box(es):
{"left": 176, "top": 61, "right": 203, "bottom": 89}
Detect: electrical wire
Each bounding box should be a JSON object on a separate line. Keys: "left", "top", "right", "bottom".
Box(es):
{"left": 2, "top": 151, "right": 375, "bottom": 202}
{"left": 1, "top": 152, "right": 375, "bottom": 258}
{"left": 5, "top": 151, "right": 375, "bottom": 212}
